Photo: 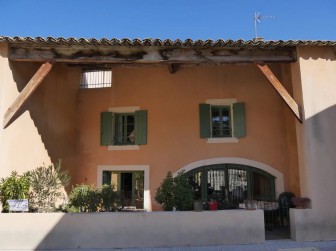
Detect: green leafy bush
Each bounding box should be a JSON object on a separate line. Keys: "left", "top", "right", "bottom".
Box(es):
{"left": 173, "top": 171, "right": 194, "bottom": 211}
{"left": 155, "top": 172, "right": 175, "bottom": 211}
{"left": 28, "top": 160, "right": 70, "bottom": 212}
{"left": 155, "top": 171, "right": 193, "bottom": 211}
{"left": 68, "top": 184, "right": 121, "bottom": 212}
{"left": 101, "top": 184, "right": 119, "bottom": 212}
{"left": 0, "top": 171, "right": 30, "bottom": 212}
{"left": 69, "top": 184, "right": 101, "bottom": 212}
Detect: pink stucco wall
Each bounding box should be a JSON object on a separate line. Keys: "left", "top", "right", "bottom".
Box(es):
{"left": 0, "top": 42, "right": 300, "bottom": 210}
{"left": 76, "top": 64, "right": 299, "bottom": 209}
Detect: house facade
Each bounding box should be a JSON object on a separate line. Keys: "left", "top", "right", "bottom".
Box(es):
{"left": 0, "top": 37, "right": 335, "bottom": 241}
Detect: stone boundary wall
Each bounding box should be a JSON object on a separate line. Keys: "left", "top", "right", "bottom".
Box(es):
{"left": 290, "top": 209, "right": 336, "bottom": 241}
{"left": 0, "top": 210, "right": 264, "bottom": 249}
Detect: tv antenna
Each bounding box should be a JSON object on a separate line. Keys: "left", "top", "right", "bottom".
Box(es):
{"left": 254, "top": 12, "right": 275, "bottom": 40}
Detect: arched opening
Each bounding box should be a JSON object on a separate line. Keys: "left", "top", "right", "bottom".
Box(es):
{"left": 174, "top": 157, "right": 284, "bottom": 195}
{"left": 176, "top": 158, "right": 291, "bottom": 239}
{"left": 186, "top": 163, "right": 276, "bottom": 209}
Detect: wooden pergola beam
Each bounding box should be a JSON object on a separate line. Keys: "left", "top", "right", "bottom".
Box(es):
{"left": 3, "top": 62, "right": 52, "bottom": 128}
{"left": 257, "top": 63, "right": 302, "bottom": 123}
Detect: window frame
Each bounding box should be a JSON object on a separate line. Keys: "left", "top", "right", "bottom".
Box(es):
{"left": 211, "top": 105, "right": 232, "bottom": 138}
{"left": 102, "top": 170, "right": 144, "bottom": 209}
{"left": 202, "top": 99, "right": 243, "bottom": 143}
{"left": 114, "top": 112, "right": 135, "bottom": 146}
{"left": 80, "top": 69, "right": 112, "bottom": 89}
{"left": 109, "top": 107, "right": 139, "bottom": 150}
{"left": 100, "top": 106, "right": 148, "bottom": 150}
{"left": 97, "top": 165, "right": 151, "bottom": 211}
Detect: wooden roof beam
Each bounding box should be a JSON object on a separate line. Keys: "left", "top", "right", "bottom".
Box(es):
{"left": 3, "top": 62, "right": 52, "bottom": 128}
{"left": 257, "top": 63, "right": 302, "bottom": 123}
{"left": 8, "top": 46, "right": 296, "bottom": 64}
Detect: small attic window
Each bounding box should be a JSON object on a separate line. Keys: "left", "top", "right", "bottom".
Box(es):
{"left": 80, "top": 69, "right": 112, "bottom": 89}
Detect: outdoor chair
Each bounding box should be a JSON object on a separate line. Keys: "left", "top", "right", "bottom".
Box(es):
{"left": 277, "top": 192, "right": 295, "bottom": 227}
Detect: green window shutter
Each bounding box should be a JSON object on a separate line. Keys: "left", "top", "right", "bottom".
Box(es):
{"left": 102, "top": 171, "right": 112, "bottom": 185}
{"left": 100, "top": 112, "right": 113, "bottom": 146}
{"left": 199, "top": 104, "right": 211, "bottom": 138}
{"left": 233, "top": 102, "right": 246, "bottom": 138}
{"left": 134, "top": 110, "right": 147, "bottom": 145}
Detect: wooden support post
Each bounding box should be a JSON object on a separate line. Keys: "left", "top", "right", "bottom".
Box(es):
{"left": 3, "top": 62, "right": 52, "bottom": 128}
{"left": 257, "top": 63, "right": 302, "bottom": 123}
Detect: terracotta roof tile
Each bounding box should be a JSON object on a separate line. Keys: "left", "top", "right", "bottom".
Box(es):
{"left": 0, "top": 36, "right": 335, "bottom": 48}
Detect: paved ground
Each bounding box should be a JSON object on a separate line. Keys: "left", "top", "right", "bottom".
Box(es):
{"left": 93, "top": 240, "right": 336, "bottom": 251}
{"left": 3, "top": 240, "right": 336, "bottom": 251}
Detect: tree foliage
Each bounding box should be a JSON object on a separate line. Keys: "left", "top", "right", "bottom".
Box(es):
{"left": 69, "top": 184, "right": 120, "bottom": 212}
{"left": 28, "top": 160, "right": 70, "bottom": 212}
{"left": 0, "top": 171, "right": 30, "bottom": 212}
{"left": 68, "top": 184, "right": 100, "bottom": 212}
{"left": 155, "top": 171, "right": 193, "bottom": 211}
{"left": 100, "top": 184, "right": 119, "bottom": 212}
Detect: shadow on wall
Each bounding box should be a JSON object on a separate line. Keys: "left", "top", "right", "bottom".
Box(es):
{"left": 0, "top": 210, "right": 265, "bottom": 249}
{"left": 300, "top": 104, "right": 336, "bottom": 209}
{"left": 300, "top": 47, "right": 336, "bottom": 62}
{"left": 7, "top": 61, "right": 80, "bottom": 183}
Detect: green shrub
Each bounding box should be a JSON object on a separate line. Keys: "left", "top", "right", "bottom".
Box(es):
{"left": 101, "top": 185, "right": 119, "bottom": 212}
{"left": 0, "top": 171, "right": 30, "bottom": 212}
{"left": 173, "top": 171, "right": 194, "bottom": 211}
{"left": 155, "top": 172, "right": 175, "bottom": 211}
{"left": 28, "top": 160, "right": 70, "bottom": 212}
{"left": 155, "top": 171, "right": 193, "bottom": 211}
{"left": 69, "top": 184, "right": 101, "bottom": 212}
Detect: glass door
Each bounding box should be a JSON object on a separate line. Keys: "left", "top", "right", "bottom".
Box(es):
{"left": 102, "top": 171, "right": 144, "bottom": 209}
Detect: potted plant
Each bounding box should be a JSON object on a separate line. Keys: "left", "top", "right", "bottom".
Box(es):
{"left": 244, "top": 199, "right": 257, "bottom": 210}
{"left": 189, "top": 177, "right": 203, "bottom": 211}
{"left": 193, "top": 200, "right": 204, "bottom": 212}
{"left": 291, "top": 197, "right": 311, "bottom": 209}
{"left": 208, "top": 193, "right": 219, "bottom": 211}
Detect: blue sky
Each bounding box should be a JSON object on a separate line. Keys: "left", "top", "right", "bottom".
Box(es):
{"left": 1, "top": 0, "right": 335, "bottom": 41}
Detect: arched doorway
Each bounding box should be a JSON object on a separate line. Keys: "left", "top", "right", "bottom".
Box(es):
{"left": 185, "top": 163, "right": 276, "bottom": 209}
{"left": 174, "top": 157, "right": 284, "bottom": 194}
{"left": 178, "top": 159, "right": 290, "bottom": 240}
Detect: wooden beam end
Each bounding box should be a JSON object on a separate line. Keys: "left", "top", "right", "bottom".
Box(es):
{"left": 168, "top": 64, "right": 178, "bottom": 74}
{"left": 3, "top": 62, "right": 52, "bottom": 128}
{"left": 257, "top": 63, "right": 302, "bottom": 123}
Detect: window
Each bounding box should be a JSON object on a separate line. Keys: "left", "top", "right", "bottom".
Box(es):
{"left": 100, "top": 109, "right": 147, "bottom": 147}
{"left": 199, "top": 99, "right": 245, "bottom": 140}
{"left": 114, "top": 113, "right": 135, "bottom": 145}
{"left": 103, "top": 171, "right": 144, "bottom": 209}
{"left": 80, "top": 69, "right": 112, "bottom": 89}
{"left": 211, "top": 106, "right": 232, "bottom": 137}
{"left": 97, "top": 165, "right": 150, "bottom": 211}
{"left": 187, "top": 164, "right": 275, "bottom": 209}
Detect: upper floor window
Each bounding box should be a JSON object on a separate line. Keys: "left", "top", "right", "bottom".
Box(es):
{"left": 199, "top": 99, "right": 246, "bottom": 141}
{"left": 80, "top": 69, "right": 112, "bottom": 89}
{"left": 211, "top": 106, "right": 232, "bottom": 137}
{"left": 114, "top": 113, "right": 135, "bottom": 145}
{"left": 100, "top": 108, "right": 147, "bottom": 147}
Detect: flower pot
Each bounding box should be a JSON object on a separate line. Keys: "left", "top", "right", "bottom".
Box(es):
{"left": 244, "top": 200, "right": 257, "bottom": 210}
{"left": 208, "top": 201, "right": 218, "bottom": 211}
{"left": 250, "top": 200, "right": 257, "bottom": 210}
{"left": 193, "top": 201, "right": 203, "bottom": 212}
{"left": 292, "top": 197, "right": 311, "bottom": 209}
